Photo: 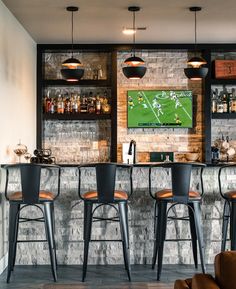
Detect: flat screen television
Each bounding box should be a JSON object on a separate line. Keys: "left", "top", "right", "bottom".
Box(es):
{"left": 127, "top": 90, "right": 193, "bottom": 128}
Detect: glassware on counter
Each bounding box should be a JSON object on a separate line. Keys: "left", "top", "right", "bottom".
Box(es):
{"left": 14, "top": 141, "right": 28, "bottom": 163}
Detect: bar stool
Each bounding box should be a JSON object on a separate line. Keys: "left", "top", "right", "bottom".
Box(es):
{"left": 218, "top": 164, "right": 236, "bottom": 251}
{"left": 149, "top": 162, "right": 206, "bottom": 280}
{"left": 78, "top": 163, "right": 133, "bottom": 281}
{"left": 4, "top": 163, "right": 61, "bottom": 283}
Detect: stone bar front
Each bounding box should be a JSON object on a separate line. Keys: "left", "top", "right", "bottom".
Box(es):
{"left": 0, "top": 164, "right": 227, "bottom": 266}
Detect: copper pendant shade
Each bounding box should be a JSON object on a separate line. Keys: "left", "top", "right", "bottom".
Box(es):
{"left": 122, "top": 6, "right": 147, "bottom": 79}
{"left": 61, "top": 6, "right": 84, "bottom": 82}
{"left": 184, "top": 7, "right": 208, "bottom": 80}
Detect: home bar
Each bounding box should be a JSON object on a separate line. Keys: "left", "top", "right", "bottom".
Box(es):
{"left": 1, "top": 1, "right": 236, "bottom": 289}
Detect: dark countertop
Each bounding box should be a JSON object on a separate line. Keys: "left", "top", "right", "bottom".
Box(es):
{"left": 1, "top": 162, "right": 236, "bottom": 168}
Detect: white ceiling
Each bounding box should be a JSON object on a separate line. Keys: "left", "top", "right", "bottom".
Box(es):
{"left": 2, "top": 0, "right": 236, "bottom": 44}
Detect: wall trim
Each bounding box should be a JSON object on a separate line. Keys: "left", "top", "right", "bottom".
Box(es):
{"left": 0, "top": 253, "right": 8, "bottom": 275}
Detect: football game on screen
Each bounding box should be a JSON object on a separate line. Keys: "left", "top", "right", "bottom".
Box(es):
{"left": 127, "top": 90, "right": 193, "bottom": 128}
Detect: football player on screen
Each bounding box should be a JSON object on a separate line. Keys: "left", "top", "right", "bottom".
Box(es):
{"left": 128, "top": 96, "right": 134, "bottom": 109}
{"left": 137, "top": 92, "right": 144, "bottom": 103}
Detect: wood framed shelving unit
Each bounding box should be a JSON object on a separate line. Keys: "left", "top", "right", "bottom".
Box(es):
{"left": 37, "top": 43, "right": 236, "bottom": 163}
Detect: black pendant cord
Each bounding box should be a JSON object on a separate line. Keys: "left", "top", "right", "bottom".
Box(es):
{"left": 71, "top": 10, "right": 74, "bottom": 58}
{"left": 194, "top": 9, "right": 197, "bottom": 56}
{"left": 132, "top": 10, "right": 136, "bottom": 57}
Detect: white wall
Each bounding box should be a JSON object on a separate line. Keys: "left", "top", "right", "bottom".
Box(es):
{"left": 0, "top": 0, "right": 36, "bottom": 163}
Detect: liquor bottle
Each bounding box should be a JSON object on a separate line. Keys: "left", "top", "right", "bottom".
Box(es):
{"left": 216, "top": 91, "right": 224, "bottom": 113}
{"left": 57, "top": 94, "right": 64, "bottom": 114}
{"left": 49, "top": 98, "right": 56, "bottom": 114}
{"left": 88, "top": 100, "right": 96, "bottom": 113}
{"left": 80, "top": 94, "right": 88, "bottom": 113}
{"left": 71, "top": 94, "right": 78, "bottom": 113}
{"left": 45, "top": 91, "right": 51, "bottom": 113}
{"left": 64, "top": 94, "right": 71, "bottom": 114}
{"left": 231, "top": 88, "right": 236, "bottom": 113}
{"left": 96, "top": 93, "right": 101, "bottom": 114}
{"left": 222, "top": 93, "right": 228, "bottom": 113}
{"left": 77, "top": 94, "right": 81, "bottom": 113}
{"left": 211, "top": 89, "right": 217, "bottom": 113}
{"left": 43, "top": 93, "right": 48, "bottom": 113}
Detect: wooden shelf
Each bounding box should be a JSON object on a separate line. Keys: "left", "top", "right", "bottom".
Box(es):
{"left": 211, "top": 79, "right": 236, "bottom": 85}
{"left": 43, "top": 113, "right": 111, "bottom": 120}
{"left": 43, "top": 79, "right": 111, "bottom": 87}
{"left": 212, "top": 113, "right": 236, "bottom": 119}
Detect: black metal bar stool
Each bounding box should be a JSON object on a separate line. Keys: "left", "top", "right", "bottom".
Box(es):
{"left": 78, "top": 163, "right": 133, "bottom": 282}
{"left": 4, "top": 163, "right": 61, "bottom": 283}
{"left": 149, "top": 162, "right": 206, "bottom": 280}
{"left": 218, "top": 164, "right": 236, "bottom": 251}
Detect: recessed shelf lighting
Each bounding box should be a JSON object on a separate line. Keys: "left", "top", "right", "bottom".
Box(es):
{"left": 122, "top": 27, "right": 147, "bottom": 35}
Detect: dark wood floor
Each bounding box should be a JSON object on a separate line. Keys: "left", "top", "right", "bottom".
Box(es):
{"left": 0, "top": 265, "right": 214, "bottom": 289}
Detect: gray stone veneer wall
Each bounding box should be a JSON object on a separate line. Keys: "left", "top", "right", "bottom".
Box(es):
{"left": 7, "top": 165, "right": 231, "bottom": 266}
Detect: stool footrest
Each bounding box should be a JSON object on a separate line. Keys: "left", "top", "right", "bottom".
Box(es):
{"left": 89, "top": 239, "right": 122, "bottom": 242}
{"left": 17, "top": 240, "right": 48, "bottom": 243}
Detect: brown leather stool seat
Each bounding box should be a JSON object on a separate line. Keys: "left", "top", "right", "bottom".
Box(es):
{"left": 8, "top": 190, "right": 55, "bottom": 201}
{"left": 155, "top": 189, "right": 201, "bottom": 200}
{"left": 83, "top": 190, "right": 128, "bottom": 200}
{"left": 224, "top": 190, "right": 236, "bottom": 200}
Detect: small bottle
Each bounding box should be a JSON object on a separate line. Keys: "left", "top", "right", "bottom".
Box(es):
{"left": 77, "top": 94, "right": 81, "bottom": 113}
{"left": 57, "top": 94, "right": 64, "bottom": 114}
{"left": 211, "top": 90, "right": 217, "bottom": 113}
{"left": 88, "top": 100, "right": 96, "bottom": 113}
{"left": 71, "top": 94, "right": 78, "bottom": 113}
{"left": 80, "top": 94, "right": 88, "bottom": 113}
{"left": 96, "top": 93, "right": 101, "bottom": 114}
{"left": 45, "top": 91, "right": 51, "bottom": 113}
{"left": 49, "top": 98, "right": 56, "bottom": 114}
{"left": 216, "top": 90, "right": 224, "bottom": 113}
{"left": 231, "top": 88, "right": 236, "bottom": 113}
{"left": 222, "top": 93, "right": 228, "bottom": 113}
{"left": 64, "top": 94, "right": 71, "bottom": 114}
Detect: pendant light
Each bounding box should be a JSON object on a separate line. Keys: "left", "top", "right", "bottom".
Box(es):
{"left": 122, "top": 6, "right": 147, "bottom": 79}
{"left": 61, "top": 6, "right": 84, "bottom": 82}
{"left": 184, "top": 7, "right": 208, "bottom": 80}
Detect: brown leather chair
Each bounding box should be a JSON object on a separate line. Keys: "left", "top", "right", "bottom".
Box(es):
{"left": 174, "top": 251, "right": 236, "bottom": 289}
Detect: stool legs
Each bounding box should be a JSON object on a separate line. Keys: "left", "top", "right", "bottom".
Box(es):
{"left": 7, "top": 203, "right": 20, "bottom": 283}
{"left": 157, "top": 202, "right": 167, "bottom": 281}
{"left": 152, "top": 202, "right": 158, "bottom": 269}
{"left": 119, "top": 202, "right": 131, "bottom": 281}
{"left": 44, "top": 202, "right": 57, "bottom": 282}
{"left": 82, "top": 201, "right": 93, "bottom": 282}
{"left": 230, "top": 202, "right": 236, "bottom": 250}
{"left": 221, "top": 200, "right": 230, "bottom": 251}
{"left": 192, "top": 202, "right": 206, "bottom": 274}
{"left": 188, "top": 204, "right": 198, "bottom": 269}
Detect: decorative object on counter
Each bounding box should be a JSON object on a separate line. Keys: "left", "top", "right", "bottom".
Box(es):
{"left": 60, "top": 6, "right": 84, "bottom": 82}
{"left": 13, "top": 140, "right": 27, "bottom": 163}
{"left": 30, "top": 149, "right": 56, "bottom": 164}
{"left": 211, "top": 146, "right": 220, "bottom": 163}
{"left": 184, "top": 7, "right": 208, "bottom": 80}
{"left": 122, "top": 6, "right": 147, "bottom": 80}
{"left": 185, "top": 152, "right": 199, "bottom": 162}
{"left": 214, "top": 135, "right": 236, "bottom": 162}
{"left": 150, "top": 152, "right": 174, "bottom": 162}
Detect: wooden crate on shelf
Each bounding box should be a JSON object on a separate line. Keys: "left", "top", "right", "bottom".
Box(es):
{"left": 214, "top": 60, "right": 236, "bottom": 79}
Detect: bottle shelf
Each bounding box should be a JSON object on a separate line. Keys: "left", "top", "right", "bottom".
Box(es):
{"left": 43, "top": 79, "right": 111, "bottom": 87}
{"left": 212, "top": 113, "right": 236, "bottom": 119}
{"left": 43, "top": 113, "right": 111, "bottom": 120}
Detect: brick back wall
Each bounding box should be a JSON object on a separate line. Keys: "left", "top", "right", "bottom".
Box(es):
{"left": 117, "top": 51, "right": 204, "bottom": 162}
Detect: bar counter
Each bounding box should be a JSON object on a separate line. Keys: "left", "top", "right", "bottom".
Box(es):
{"left": 0, "top": 162, "right": 234, "bottom": 267}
